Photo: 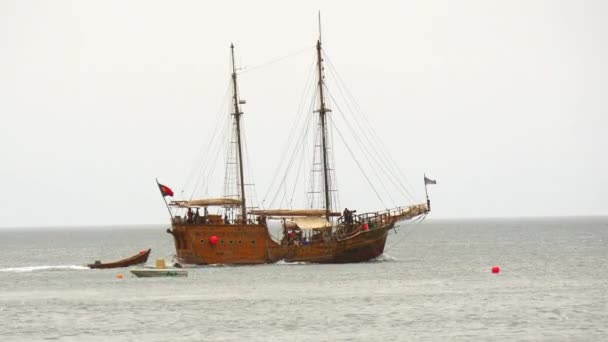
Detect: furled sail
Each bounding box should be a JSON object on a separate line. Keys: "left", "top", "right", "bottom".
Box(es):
{"left": 249, "top": 209, "right": 341, "bottom": 217}
{"left": 170, "top": 198, "right": 242, "bottom": 207}
{"left": 289, "top": 217, "right": 331, "bottom": 229}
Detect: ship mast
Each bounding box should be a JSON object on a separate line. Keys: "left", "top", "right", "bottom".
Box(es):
{"left": 316, "top": 36, "right": 332, "bottom": 218}
{"left": 230, "top": 43, "right": 247, "bottom": 223}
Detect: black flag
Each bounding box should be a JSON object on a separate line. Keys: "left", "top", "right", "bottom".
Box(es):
{"left": 424, "top": 176, "right": 437, "bottom": 185}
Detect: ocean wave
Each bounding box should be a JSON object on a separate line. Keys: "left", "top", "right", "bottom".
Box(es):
{"left": 0, "top": 265, "right": 89, "bottom": 273}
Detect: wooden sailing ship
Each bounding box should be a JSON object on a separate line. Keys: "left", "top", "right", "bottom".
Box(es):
{"left": 162, "top": 25, "right": 432, "bottom": 265}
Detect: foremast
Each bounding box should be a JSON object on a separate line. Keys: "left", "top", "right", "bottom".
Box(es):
{"left": 230, "top": 43, "right": 247, "bottom": 223}
{"left": 316, "top": 39, "right": 332, "bottom": 219}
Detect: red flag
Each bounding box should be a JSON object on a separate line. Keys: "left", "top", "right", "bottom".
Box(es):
{"left": 158, "top": 183, "right": 174, "bottom": 197}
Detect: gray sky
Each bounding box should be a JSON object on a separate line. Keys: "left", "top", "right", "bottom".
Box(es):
{"left": 1, "top": 0, "right": 606, "bottom": 228}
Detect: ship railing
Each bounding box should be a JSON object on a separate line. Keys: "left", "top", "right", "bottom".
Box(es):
{"left": 334, "top": 216, "right": 363, "bottom": 240}
{"left": 333, "top": 203, "right": 428, "bottom": 239}
{"left": 172, "top": 214, "right": 239, "bottom": 225}
{"left": 354, "top": 204, "right": 429, "bottom": 228}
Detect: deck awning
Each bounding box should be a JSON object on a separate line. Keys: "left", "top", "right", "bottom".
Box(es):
{"left": 289, "top": 217, "right": 331, "bottom": 230}
{"left": 249, "top": 209, "right": 341, "bottom": 217}
{"left": 169, "top": 198, "right": 242, "bottom": 207}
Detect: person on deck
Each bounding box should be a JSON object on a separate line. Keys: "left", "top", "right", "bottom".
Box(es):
{"left": 187, "top": 208, "right": 194, "bottom": 224}
{"left": 194, "top": 208, "right": 200, "bottom": 223}
{"left": 343, "top": 208, "right": 352, "bottom": 224}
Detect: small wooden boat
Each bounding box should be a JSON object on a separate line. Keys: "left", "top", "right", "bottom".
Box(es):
{"left": 88, "top": 249, "right": 151, "bottom": 269}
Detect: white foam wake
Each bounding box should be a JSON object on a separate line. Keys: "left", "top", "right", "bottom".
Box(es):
{"left": 276, "top": 260, "right": 309, "bottom": 265}
{"left": 370, "top": 253, "right": 398, "bottom": 262}
{"left": 0, "top": 265, "right": 89, "bottom": 273}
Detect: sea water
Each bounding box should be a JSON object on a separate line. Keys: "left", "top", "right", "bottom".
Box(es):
{"left": 0, "top": 217, "right": 606, "bottom": 341}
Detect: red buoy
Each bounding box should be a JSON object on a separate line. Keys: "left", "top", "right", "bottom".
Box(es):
{"left": 209, "top": 235, "right": 219, "bottom": 245}
{"left": 491, "top": 266, "right": 500, "bottom": 274}
{"left": 362, "top": 223, "right": 369, "bottom": 231}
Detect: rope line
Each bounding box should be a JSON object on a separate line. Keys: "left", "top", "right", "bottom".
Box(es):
{"left": 325, "top": 88, "right": 399, "bottom": 207}
{"left": 328, "top": 115, "right": 387, "bottom": 208}
{"left": 384, "top": 214, "right": 428, "bottom": 252}
{"left": 323, "top": 52, "right": 419, "bottom": 201}
{"left": 239, "top": 46, "right": 313, "bottom": 75}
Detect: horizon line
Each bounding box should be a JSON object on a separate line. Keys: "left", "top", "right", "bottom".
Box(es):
{"left": 0, "top": 213, "right": 606, "bottom": 230}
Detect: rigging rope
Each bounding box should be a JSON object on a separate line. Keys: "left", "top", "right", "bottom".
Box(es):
{"left": 326, "top": 99, "right": 340, "bottom": 211}
{"left": 324, "top": 69, "right": 409, "bottom": 203}
{"left": 323, "top": 52, "right": 419, "bottom": 202}
{"left": 239, "top": 46, "right": 313, "bottom": 75}
{"left": 270, "top": 100, "right": 315, "bottom": 209}
{"left": 184, "top": 47, "right": 314, "bottom": 207}
{"left": 325, "top": 88, "right": 399, "bottom": 207}
{"left": 261, "top": 56, "right": 317, "bottom": 208}
{"left": 182, "top": 81, "right": 232, "bottom": 200}
{"left": 384, "top": 214, "right": 428, "bottom": 252}
{"left": 259, "top": 46, "right": 425, "bottom": 213}
{"left": 241, "top": 119, "right": 260, "bottom": 209}
{"left": 328, "top": 115, "right": 387, "bottom": 208}
{"left": 324, "top": 59, "right": 415, "bottom": 203}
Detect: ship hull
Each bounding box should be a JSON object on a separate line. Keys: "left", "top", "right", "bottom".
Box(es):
{"left": 284, "top": 223, "right": 392, "bottom": 263}
{"left": 167, "top": 224, "right": 286, "bottom": 265}
{"left": 167, "top": 222, "right": 392, "bottom": 265}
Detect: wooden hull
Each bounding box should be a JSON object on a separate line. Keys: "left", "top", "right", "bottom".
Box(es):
{"left": 167, "top": 223, "right": 391, "bottom": 265}
{"left": 88, "top": 249, "right": 151, "bottom": 269}
{"left": 167, "top": 224, "right": 286, "bottom": 265}
{"left": 284, "top": 223, "right": 392, "bottom": 263}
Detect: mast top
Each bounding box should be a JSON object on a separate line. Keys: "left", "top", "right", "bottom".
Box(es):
{"left": 318, "top": 11, "right": 322, "bottom": 44}
{"left": 230, "top": 43, "right": 237, "bottom": 75}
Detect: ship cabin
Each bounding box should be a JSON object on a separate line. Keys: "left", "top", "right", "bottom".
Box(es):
{"left": 169, "top": 198, "right": 249, "bottom": 226}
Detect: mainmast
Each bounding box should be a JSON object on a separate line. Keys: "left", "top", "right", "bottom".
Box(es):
{"left": 230, "top": 43, "right": 247, "bottom": 223}
{"left": 316, "top": 38, "right": 332, "bottom": 219}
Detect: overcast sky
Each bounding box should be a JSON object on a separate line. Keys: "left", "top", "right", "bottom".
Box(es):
{"left": 1, "top": 0, "right": 606, "bottom": 228}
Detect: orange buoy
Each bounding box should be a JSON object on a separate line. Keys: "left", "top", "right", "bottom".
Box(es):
{"left": 116, "top": 273, "right": 123, "bottom": 279}
{"left": 491, "top": 266, "right": 500, "bottom": 274}
{"left": 209, "top": 235, "right": 219, "bottom": 245}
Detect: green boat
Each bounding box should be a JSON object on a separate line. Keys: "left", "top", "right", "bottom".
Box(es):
{"left": 130, "top": 267, "right": 188, "bottom": 278}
